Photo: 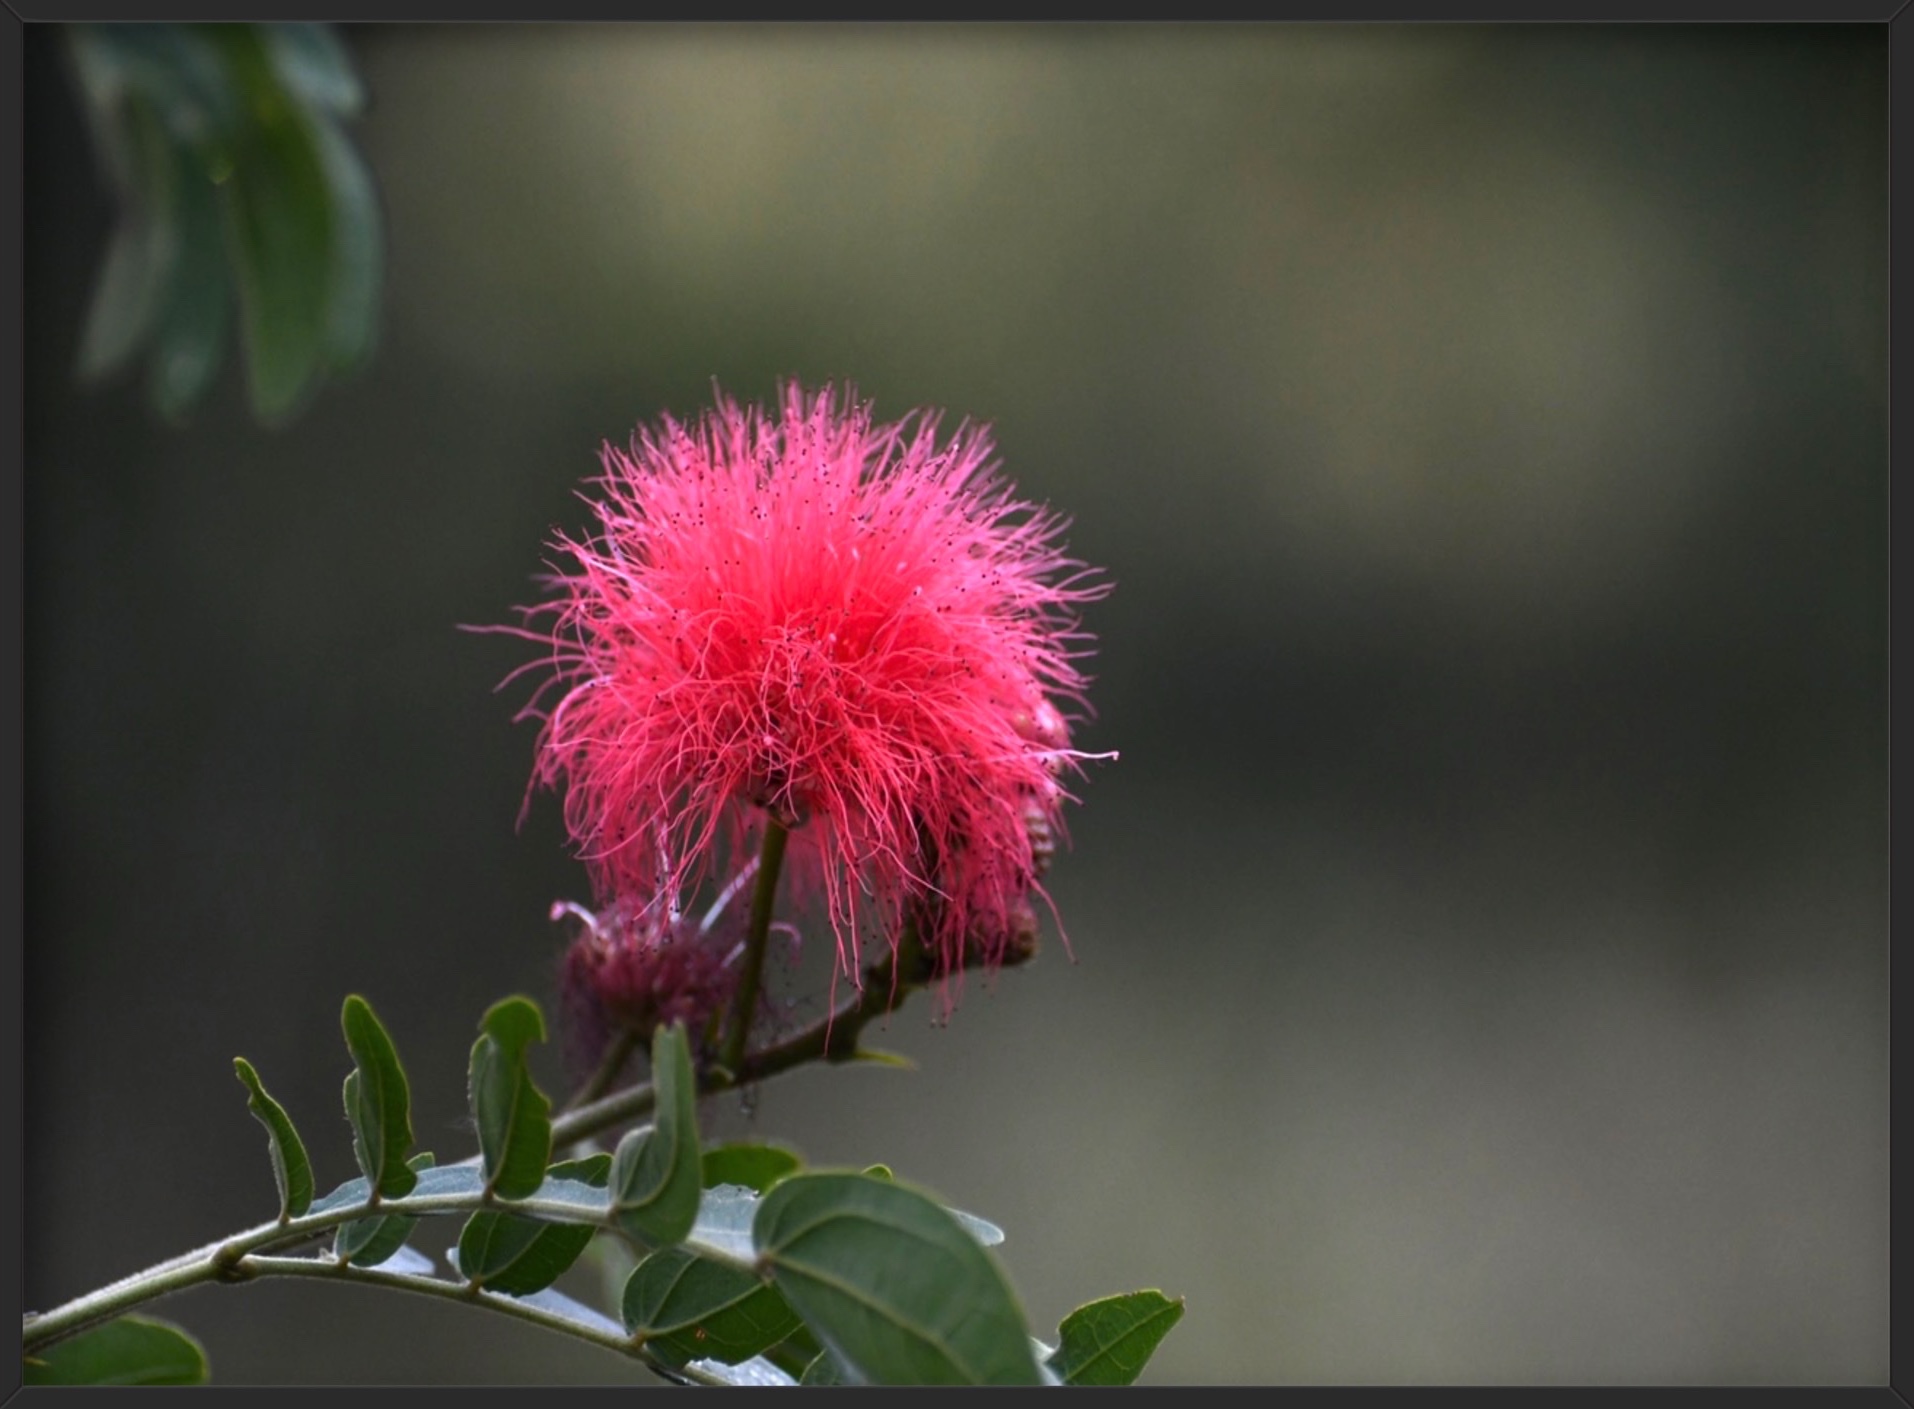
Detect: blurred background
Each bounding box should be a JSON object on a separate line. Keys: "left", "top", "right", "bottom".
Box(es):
{"left": 25, "top": 23, "right": 1887, "bottom": 1386}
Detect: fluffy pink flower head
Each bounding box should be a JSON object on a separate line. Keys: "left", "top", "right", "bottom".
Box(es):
{"left": 510, "top": 383, "right": 1109, "bottom": 991}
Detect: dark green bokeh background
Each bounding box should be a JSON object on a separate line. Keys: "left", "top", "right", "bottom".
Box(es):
{"left": 25, "top": 24, "right": 1887, "bottom": 1385}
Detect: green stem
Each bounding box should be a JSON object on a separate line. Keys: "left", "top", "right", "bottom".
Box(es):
{"left": 720, "top": 818, "right": 789, "bottom": 1076}
{"left": 23, "top": 1176, "right": 757, "bottom": 1355}
{"left": 562, "top": 1027, "right": 640, "bottom": 1114}
{"left": 235, "top": 1256, "right": 731, "bottom": 1385}
{"left": 739, "top": 915, "right": 926, "bottom": 1080}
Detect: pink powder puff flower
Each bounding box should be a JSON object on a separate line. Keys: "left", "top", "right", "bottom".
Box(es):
{"left": 503, "top": 383, "right": 1110, "bottom": 995}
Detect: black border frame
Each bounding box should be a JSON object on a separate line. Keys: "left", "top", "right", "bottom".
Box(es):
{"left": 2, "top": 8, "right": 1903, "bottom": 1402}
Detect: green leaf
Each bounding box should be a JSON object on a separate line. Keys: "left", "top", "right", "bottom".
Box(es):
{"left": 684, "top": 1182, "right": 758, "bottom": 1263}
{"left": 340, "top": 994, "right": 416, "bottom": 1198}
{"left": 702, "top": 1142, "right": 801, "bottom": 1194}
{"left": 67, "top": 24, "right": 382, "bottom": 427}
{"left": 762, "top": 1323, "right": 824, "bottom": 1380}
{"left": 22, "top": 1315, "right": 207, "bottom": 1386}
{"left": 1044, "top": 1290, "right": 1186, "bottom": 1387}
{"left": 309, "top": 112, "right": 382, "bottom": 373}
{"left": 753, "top": 1172, "right": 1043, "bottom": 1386}
{"left": 258, "top": 24, "right": 364, "bottom": 113}
{"left": 81, "top": 26, "right": 242, "bottom": 143}
{"left": 232, "top": 1055, "right": 314, "bottom": 1220}
{"left": 455, "top": 1213, "right": 564, "bottom": 1295}
{"left": 73, "top": 95, "right": 177, "bottom": 382}
{"left": 468, "top": 996, "right": 554, "bottom": 1200}
{"left": 609, "top": 1023, "right": 702, "bottom": 1247}
{"left": 336, "top": 1152, "right": 434, "bottom": 1265}
{"left": 947, "top": 1206, "right": 1006, "bottom": 1248}
{"left": 147, "top": 134, "right": 232, "bottom": 421}
{"left": 457, "top": 1154, "right": 610, "bottom": 1297}
{"left": 210, "top": 26, "right": 336, "bottom": 423}
{"left": 621, "top": 1245, "right": 802, "bottom": 1367}
{"left": 308, "top": 1161, "right": 607, "bottom": 1221}
{"left": 445, "top": 1242, "right": 632, "bottom": 1341}
{"left": 558, "top": 1151, "right": 613, "bottom": 1184}
{"left": 854, "top": 1163, "right": 1000, "bottom": 1245}
{"left": 798, "top": 1349, "right": 851, "bottom": 1385}
{"left": 307, "top": 1161, "right": 466, "bottom": 1217}
{"left": 690, "top": 1358, "right": 799, "bottom": 1387}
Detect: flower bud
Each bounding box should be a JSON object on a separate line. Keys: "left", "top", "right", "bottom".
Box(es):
{"left": 961, "top": 895, "right": 1040, "bottom": 972}
{"left": 1023, "top": 800, "right": 1055, "bottom": 880}
{"left": 555, "top": 901, "right": 735, "bottom": 1072}
{"left": 1009, "top": 696, "right": 1070, "bottom": 753}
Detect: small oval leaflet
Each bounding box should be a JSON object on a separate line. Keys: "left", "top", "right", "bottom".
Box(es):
{"left": 608, "top": 1023, "right": 702, "bottom": 1247}
{"left": 621, "top": 1244, "right": 801, "bottom": 1367}
{"left": 701, "top": 1141, "right": 802, "bottom": 1194}
{"left": 753, "top": 1171, "right": 1044, "bottom": 1386}
{"left": 337, "top": 1152, "right": 435, "bottom": 1266}
{"left": 23, "top": 1314, "right": 208, "bottom": 1386}
{"left": 1044, "top": 1288, "right": 1186, "bottom": 1386}
{"left": 340, "top": 994, "right": 417, "bottom": 1199}
{"left": 467, "top": 994, "right": 553, "bottom": 1200}
{"left": 232, "top": 1055, "right": 314, "bottom": 1220}
{"left": 456, "top": 1153, "right": 610, "bottom": 1297}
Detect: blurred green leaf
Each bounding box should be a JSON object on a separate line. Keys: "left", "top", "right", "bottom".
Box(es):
{"left": 468, "top": 996, "right": 553, "bottom": 1200}
{"left": 309, "top": 114, "right": 382, "bottom": 373}
{"left": 147, "top": 131, "right": 233, "bottom": 421}
{"left": 259, "top": 23, "right": 364, "bottom": 113}
{"left": 63, "top": 23, "right": 382, "bottom": 425}
{"left": 211, "top": 26, "right": 334, "bottom": 425}
{"left": 68, "top": 26, "right": 238, "bottom": 158}
{"left": 341, "top": 993, "right": 416, "bottom": 1199}
{"left": 609, "top": 1023, "right": 702, "bottom": 1247}
{"left": 232, "top": 1055, "right": 313, "bottom": 1220}
{"left": 753, "top": 1172, "right": 1043, "bottom": 1386}
{"left": 701, "top": 1142, "right": 801, "bottom": 1194}
{"left": 621, "top": 1245, "right": 801, "bottom": 1367}
{"left": 457, "top": 1153, "right": 610, "bottom": 1297}
{"left": 336, "top": 1152, "right": 434, "bottom": 1266}
{"left": 22, "top": 1314, "right": 208, "bottom": 1386}
{"left": 1044, "top": 1290, "right": 1185, "bottom": 1387}
{"left": 73, "top": 94, "right": 175, "bottom": 381}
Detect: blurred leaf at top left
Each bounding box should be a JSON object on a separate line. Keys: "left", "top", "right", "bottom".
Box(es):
{"left": 64, "top": 23, "right": 382, "bottom": 427}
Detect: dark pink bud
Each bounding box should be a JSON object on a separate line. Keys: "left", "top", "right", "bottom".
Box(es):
{"left": 556, "top": 902, "right": 735, "bottom": 1067}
